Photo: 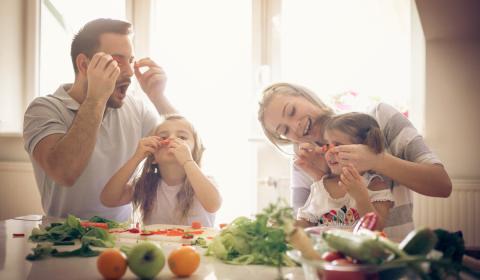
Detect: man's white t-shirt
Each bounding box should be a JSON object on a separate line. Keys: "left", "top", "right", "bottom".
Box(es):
{"left": 23, "top": 84, "right": 160, "bottom": 221}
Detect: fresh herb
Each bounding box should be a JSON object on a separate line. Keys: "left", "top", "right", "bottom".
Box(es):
{"left": 26, "top": 243, "right": 100, "bottom": 261}
{"left": 191, "top": 237, "right": 208, "bottom": 248}
{"left": 207, "top": 200, "right": 296, "bottom": 267}
{"left": 27, "top": 214, "right": 117, "bottom": 261}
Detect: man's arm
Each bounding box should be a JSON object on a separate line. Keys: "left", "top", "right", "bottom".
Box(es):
{"left": 134, "top": 58, "right": 177, "bottom": 114}
{"left": 32, "top": 53, "right": 120, "bottom": 186}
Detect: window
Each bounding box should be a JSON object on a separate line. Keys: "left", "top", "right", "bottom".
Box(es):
{"left": 24, "top": 0, "right": 418, "bottom": 224}
{"left": 39, "top": 0, "right": 127, "bottom": 96}
{"left": 150, "top": 0, "right": 254, "bottom": 224}
{"left": 278, "top": 0, "right": 412, "bottom": 115}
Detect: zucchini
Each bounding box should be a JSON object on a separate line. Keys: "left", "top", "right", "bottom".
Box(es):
{"left": 322, "top": 229, "right": 389, "bottom": 264}
{"left": 399, "top": 227, "right": 438, "bottom": 255}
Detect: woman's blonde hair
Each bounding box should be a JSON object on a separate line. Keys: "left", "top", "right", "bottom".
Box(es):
{"left": 325, "top": 112, "right": 385, "bottom": 154}
{"left": 258, "top": 83, "right": 334, "bottom": 150}
{"left": 132, "top": 114, "right": 205, "bottom": 223}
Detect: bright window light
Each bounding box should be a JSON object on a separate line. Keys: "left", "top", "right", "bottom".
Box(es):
{"left": 39, "top": 0, "right": 126, "bottom": 96}
{"left": 150, "top": 0, "right": 254, "bottom": 224}
{"left": 280, "top": 0, "right": 412, "bottom": 114}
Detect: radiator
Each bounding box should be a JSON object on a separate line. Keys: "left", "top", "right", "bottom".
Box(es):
{"left": 413, "top": 179, "right": 480, "bottom": 247}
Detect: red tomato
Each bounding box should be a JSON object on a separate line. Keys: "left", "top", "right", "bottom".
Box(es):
{"left": 331, "top": 258, "right": 353, "bottom": 265}
{"left": 321, "top": 251, "right": 344, "bottom": 262}
{"left": 191, "top": 221, "right": 202, "bottom": 229}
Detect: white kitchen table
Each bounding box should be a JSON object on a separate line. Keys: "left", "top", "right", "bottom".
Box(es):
{"left": 0, "top": 216, "right": 305, "bottom": 280}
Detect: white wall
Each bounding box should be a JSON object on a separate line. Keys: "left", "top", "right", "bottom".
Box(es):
{"left": 425, "top": 40, "right": 480, "bottom": 178}
{"left": 0, "top": 0, "right": 24, "bottom": 133}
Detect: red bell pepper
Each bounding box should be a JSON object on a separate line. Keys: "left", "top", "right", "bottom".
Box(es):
{"left": 353, "top": 212, "right": 378, "bottom": 233}
{"left": 80, "top": 221, "right": 109, "bottom": 229}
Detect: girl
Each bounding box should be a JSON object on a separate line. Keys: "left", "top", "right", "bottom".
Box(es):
{"left": 101, "top": 115, "right": 222, "bottom": 227}
{"left": 297, "top": 112, "right": 394, "bottom": 230}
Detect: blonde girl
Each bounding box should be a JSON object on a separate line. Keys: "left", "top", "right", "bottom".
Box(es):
{"left": 297, "top": 112, "right": 394, "bottom": 230}
{"left": 101, "top": 115, "right": 222, "bottom": 226}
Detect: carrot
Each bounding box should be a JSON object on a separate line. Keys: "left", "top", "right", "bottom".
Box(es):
{"left": 191, "top": 221, "right": 202, "bottom": 229}
{"left": 219, "top": 223, "right": 228, "bottom": 229}
{"left": 288, "top": 227, "right": 322, "bottom": 260}
{"left": 80, "top": 221, "right": 108, "bottom": 229}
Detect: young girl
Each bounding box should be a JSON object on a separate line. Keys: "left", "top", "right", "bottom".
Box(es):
{"left": 101, "top": 115, "right": 222, "bottom": 227}
{"left": 297, "top": 112, "right": 394, "bottom": 230}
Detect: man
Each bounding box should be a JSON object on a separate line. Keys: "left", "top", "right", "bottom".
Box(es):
{"left": 23, "top": 18, "right": 175, "bottom": 221}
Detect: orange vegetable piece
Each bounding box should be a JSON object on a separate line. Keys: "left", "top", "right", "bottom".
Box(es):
{"left": 168, "top": 246, "right": 200, "bottom": 277}
{"left": 97, "top": 248, "right": 127, "bottom": 280}
{"left": 191, "top": 221, "right": 202, "bottom": 229}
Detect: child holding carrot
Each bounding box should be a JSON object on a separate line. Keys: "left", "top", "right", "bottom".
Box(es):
{"left": 101, "top": 115, "right": 222, "bottom": 227}
{"left": 297, "top": 112, "right": 394, "bottom": 230}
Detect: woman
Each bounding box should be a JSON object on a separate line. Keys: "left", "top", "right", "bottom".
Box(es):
{"left": 258, "top": 83, "right": 451, "bottom": 238}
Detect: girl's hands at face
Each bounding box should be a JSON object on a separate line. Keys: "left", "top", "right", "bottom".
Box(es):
{"left": 338, "top": 165, "right": 368, "bottom": 202}
{"left": 166, "top": 138, "right": 193, "bottom": 166}
{"left": 294, "top": 142, "right": 330, "bottom": 181}
{"left": 134, "top": 136, "right": 162, "bottom": 160}
{"left": 332, "top": 144, "right": 383, "bottom": 173}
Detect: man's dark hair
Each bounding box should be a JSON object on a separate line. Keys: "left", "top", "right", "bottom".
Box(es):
{"left": 70, "top": 18, "right": 132, "bottom": 74}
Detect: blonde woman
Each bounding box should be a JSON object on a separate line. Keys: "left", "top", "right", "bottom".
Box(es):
{"left": 101, "top": 115, "right": 221, "bottom": 226}
{"left": 258, "top": 83, "right": 451, "bottom": 239}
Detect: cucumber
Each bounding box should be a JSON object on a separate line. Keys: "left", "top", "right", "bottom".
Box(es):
{"left": 399, "top": 227, "right": 438, "bottom": 255}
{"left": 322, "top": 229, "right": 389, "bottom": 264}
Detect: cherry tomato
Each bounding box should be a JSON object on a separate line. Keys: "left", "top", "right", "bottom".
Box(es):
{"left": 331, "top": 258, "right": 353, "bottom": 265}
{"left": 321, "top": 251, "right": 344, "bottom": 262}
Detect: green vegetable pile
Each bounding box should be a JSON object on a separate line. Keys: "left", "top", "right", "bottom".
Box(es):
{"left": 320, "top": 227, "right": 479, "bottom": 279}
{"left": 26, "top": 215, "right": 120, "bottom": 261}
{"left": 206, "top": 201, "right": 296, "bottom": 266}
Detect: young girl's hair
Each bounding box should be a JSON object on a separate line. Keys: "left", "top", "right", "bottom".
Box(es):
{"left": 324, "top": 112, "right": 385, "bottom": 154}
{"left": 258, "top": 83, "right": 334, "bottom": 150}
{"left": 132, "top": 114, "right": 205, "bottom": 222}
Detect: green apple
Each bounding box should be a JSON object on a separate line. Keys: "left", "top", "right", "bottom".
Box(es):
{"left": 127, "top": 242, "right": 165, "bottom": 279}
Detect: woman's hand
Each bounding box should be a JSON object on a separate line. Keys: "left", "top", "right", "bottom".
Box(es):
{"left": 133, "top": 136, "right": 162, "bottom": 161}
{"left": 339, "top": 165, "right": 369, "bottom": 203}
{"left": 332, "top": 144, "right": 384, "bottom": 173}
{"left": 294, "top": 143, "right": 329, "bottom": 181}
{"left": 167, "top": 138, "right": 194, "bottom": 167}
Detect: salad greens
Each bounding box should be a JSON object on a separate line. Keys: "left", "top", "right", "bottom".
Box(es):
{"left": 26, "top": 214, "right": 118, "bottom": 261}
{"left": 207, "top": 200, "right": 296, "bottom": 267}
{"left": 26, "top": 243, "right": 100, "bottom": 261}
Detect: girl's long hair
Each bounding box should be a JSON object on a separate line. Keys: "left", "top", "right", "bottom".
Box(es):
{"left": 324, "top": 112, "right": 385, "bottom": 154}
{"left": 132, "top": 115, "right": 205, "bottom": 223}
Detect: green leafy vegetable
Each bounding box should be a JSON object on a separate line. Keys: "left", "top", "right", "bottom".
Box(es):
{"left": 27, "top": 214, "right": 117, "bottom": 261}
{"left": 207, "top": 200, "right": 296, "bottom": 267}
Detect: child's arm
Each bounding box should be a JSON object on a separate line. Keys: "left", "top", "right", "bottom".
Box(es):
{"left": 183, "top": 161, "right": 222, "bottom": 212}
{"left": 100, "top": 136, "right": 162, "bottom": 207}
{"left": 339, "top": 165, "right": 393, "bottom": 230}
{"left": 168, "top": 138, "right": 222, "bottom": 213}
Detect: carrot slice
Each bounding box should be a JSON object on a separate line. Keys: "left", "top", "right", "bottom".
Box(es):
{"left": 191, "top": 221, "right": 202, "bottom": 229}
{"left": 80, "top": 222, "right": 108, "bottom": 229}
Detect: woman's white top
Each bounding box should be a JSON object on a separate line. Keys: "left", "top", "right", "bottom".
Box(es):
{"left": 143, "top": 179, "right": 216, "bottom": 227}
{"left": 297, "top": 173, "right": 394, "bottom": 226}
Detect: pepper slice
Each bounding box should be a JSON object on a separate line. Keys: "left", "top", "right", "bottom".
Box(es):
{"left": 353, "top": 212, "right": 378, "bottom": 233}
